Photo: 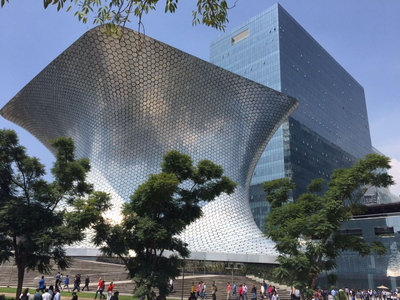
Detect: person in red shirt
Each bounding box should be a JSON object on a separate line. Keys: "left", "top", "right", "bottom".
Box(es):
{"left": 107, "top": 282, "right": 115, "bottom": 300}
{"left": 239, "top": 285, "right": 244, "bottom": 300}
{"left": 95, "top": 278, "right": 104, "bottom": 300}
{"left": 197, "top": 282, "right": 201, "bottom": 298}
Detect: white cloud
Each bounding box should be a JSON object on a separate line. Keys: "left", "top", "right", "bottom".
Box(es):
{"left": 389, "top": 158, "right": 400, "bottom": 197}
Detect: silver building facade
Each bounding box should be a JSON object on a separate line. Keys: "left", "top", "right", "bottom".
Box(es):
{"left": 1, "top": 27, "right": 298, "bottom": 262}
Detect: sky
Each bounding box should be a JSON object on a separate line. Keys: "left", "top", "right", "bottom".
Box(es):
{"left": 0, "top": 0, "right": 399, "bottom": 195}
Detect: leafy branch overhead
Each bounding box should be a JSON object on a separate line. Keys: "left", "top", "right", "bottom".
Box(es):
{"left": 1, "top": 0, "right": 238, "bottom": 36}
{"left": 263, "top": 153, "right": 394, "bottom": 296}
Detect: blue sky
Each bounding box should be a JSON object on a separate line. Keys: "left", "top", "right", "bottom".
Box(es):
{"left": 0, "top": 0, "right": 399, "bottom": 195}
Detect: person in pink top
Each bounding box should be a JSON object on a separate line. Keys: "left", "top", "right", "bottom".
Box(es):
{"left": 227, "top": 282, "right": 232, "bottom": 300}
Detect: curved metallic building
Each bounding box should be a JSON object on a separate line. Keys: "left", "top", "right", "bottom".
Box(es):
{"left": 1, "top": 27, "right": 297, "bottom": 262}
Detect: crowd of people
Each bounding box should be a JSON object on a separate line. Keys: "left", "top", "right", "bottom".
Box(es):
{"left": 18, "top": 274, "right": 119, "bottom": 300}
{"left": 307, "top": 287, "right": 400, "bottom": 300}
{"left": 188, "top": 281, "right": 281, "bottom": 300}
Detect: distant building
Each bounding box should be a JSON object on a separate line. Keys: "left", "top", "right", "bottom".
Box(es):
{"left": 320, "top": 203, "right": 400, "bottom": 289}
{"left": 210, "top": 3, "right": 396, "bottom": 229}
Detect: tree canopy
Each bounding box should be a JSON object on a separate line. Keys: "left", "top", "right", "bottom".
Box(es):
{"left": 0, "top": 129, "right": 110, "bottom": 298}
{"left": 1, "top": 0, "right": 238, "bottom": 36}
{"left": 93, "top": 150, "right": 237, "bottom": 298}
{"left": 263, "top": 153, "right": 393, "bottom": 297}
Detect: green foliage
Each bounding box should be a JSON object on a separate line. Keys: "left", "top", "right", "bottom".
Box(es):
{"left": 264, "top": 153, "right": 392, "bottom": 296}
{"left": 94, "top": 150, "right": 237, "bottom": 298}
{"left": 0, "top": 129, "right": 110, "bottom": 299}
{"left": 1, "top": 0, "right": 236, "bottom": 36}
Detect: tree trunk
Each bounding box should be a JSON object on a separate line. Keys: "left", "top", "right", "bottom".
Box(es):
{"left": 16, "top": 262, "right": 25, "bottom": 299}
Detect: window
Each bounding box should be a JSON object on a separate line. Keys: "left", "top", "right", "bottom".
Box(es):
{"left": 375, "top": 227, "right": 394, "bottom": 237}
{"left": 338, "top": 228, "right": 362, "bottom": 236}
{"left": 232, "top": 29, "right": 249, "bottom": 44}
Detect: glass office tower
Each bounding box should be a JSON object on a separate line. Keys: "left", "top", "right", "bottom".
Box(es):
{"left": 210, "top": 3, "right": 373, "bottom": 229}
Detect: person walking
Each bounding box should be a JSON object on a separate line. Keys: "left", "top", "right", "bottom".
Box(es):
{"left": 271, "top": 291, "right": 279, "bottom": 300}
{"left": 59, "top": 274, "right": 63, "bottom": 290}
{"left": 42, "top": 289, "right": 51, "bottom": 300}
{"left": 239, "top": 285, "right": 244, "bottom": 300}
{"left": 212, "top": 281, "right": 218, "bottom": 300}
{"left": 107, "top": 282, "right": 115, "bottom": 300}
{"left": 95, "top": 279, "right": 106, "bottom": 300}
{"left": 71, "top": 292, "right": 78, "bottom": 300}
{"left": 62, "top": 276, "right": 70, "bottom": 292}
{"left": 38, "top": 276, "right": 46, "bottom": 293}
{"left": 82, "top": 276, "right": 90, "bottom": 291}
{"left": 55, "top": 273, "right": 61, "bottom": 288}
{"left": 33, "top": 289, "right": 43, "bottom": 300}
{"left": 53, "top": 289, "right": 60, "bottom": 300}
{"left": 110, "top": 291, "right": 119, "bottom": 300}
{"left": 232, "top": 283, "right": 237, "bottom": 300}
{"left": 227, "top": 283, "right": 232, "bottom": 300}
{"left": 73, "top": 275, "right": 81, "bottom": 292}
{"left": 294, "top": 288, "right": 300, "bottom": 300}
{"left": 243, "top": 284, "right": 248, "bottom": 300}
{"left": 20, "top": 288, "right": 31, "bottom": 300}
{"left": 251, "top": 285, "right": 257, "bottom": 300}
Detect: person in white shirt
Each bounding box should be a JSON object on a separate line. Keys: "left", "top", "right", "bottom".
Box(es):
{"left": 54, "top": 289, "right": 61, "bottom": 300}
{"left": 42, "top": 290, "right": 52, "bottom": 300}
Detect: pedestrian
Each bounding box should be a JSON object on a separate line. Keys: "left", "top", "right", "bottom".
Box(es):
{"left": 197, "top": 282, "right": 201, "bottom": 298}
{"left": 239, "top": 285, "right": 244, "bottom": 300}
{"left": 232, "top": 283, "right": 237, "bottom": 300}
{"left": 59, "top": 275, "right": 63, "bottom": 290}
{"left": 107, "top": 282, "right": 115, "bottom": 300}
{"left": 294, "top": 288, "right": 300, "bottom": 300}
{"left": 191, "top": 282, "right": 195, "bottom": 295}
{"left": 53, "top": 289, "right": 60, "bottom": 300}
{"left": 20, "top": 288, "right": 31, "bottom": 300}
{"left": 243, "top": 284, "right": 248, "bottom": 300}
{"left": 55, "top": 273, "right": 61, "bottom": 288}
{"left": 73, "top": 275, "right": 81, "bottom": 292}
{"left": 39, "top": 276, "right": 46, "bottom": 293}
{"left": 48, "top": 286, "right": 54, "bottom": 300}
{"left": 62, "top": 275, "right": 70, "bottom": 292}
{"left": 82, "top": 276, "right": 90, "bottom": 291}
{"left": 251, "top": 285, "right": 257, "bottom": 300}
{"left": 71, "top": 292, "right": 78, "bottom": 300}
{"left": 212, "top": 281, "right": 218, "bottom": 300}
{"left": 227, "top": 282, "right": 232, "bottom": 300}
{"left": 272, "top": 291, "right": 279, "bottom": 300}
{"left": 95, "top": 278, "right": 104, "bottom": 299}
{"left": 170, "top": 279, "right": 174, "bottom": 293}
{"left": 110, "top": 291, "right": 119, "bottom": 300}
{"left": 33, "top": 289, "right": 43, "bottom": 300}
{"left": 260, "top": 284, "right": 265, "bottom": 300}
{"left": 263, "top": 282, "right": 267, "bottom": 299}
{"left": 42, "top": 289, "right": 51, "bottom": 300}
{"left": 331, "top": 289, "right": 337, "bottom": 300}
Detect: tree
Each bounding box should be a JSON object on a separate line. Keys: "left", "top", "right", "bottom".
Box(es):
{"left": 0, "top": 129, "right": 111, "bottom": 298}
{"left": 263, "top": 153, "right": 393, "bottom": 298}
{"left": 93, "top": 150, "right": 237, "bottom": 298}
{"left": 1, "top": 0, "right": 239, "bottom": 36}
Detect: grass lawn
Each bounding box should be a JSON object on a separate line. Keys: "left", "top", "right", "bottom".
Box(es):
{"left": 0, "top": 288, "right": 137, "bottom": 300}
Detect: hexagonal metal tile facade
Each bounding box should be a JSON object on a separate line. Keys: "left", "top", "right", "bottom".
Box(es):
{"left": 1, "top": 27, "right": 297, "bottom": 259}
